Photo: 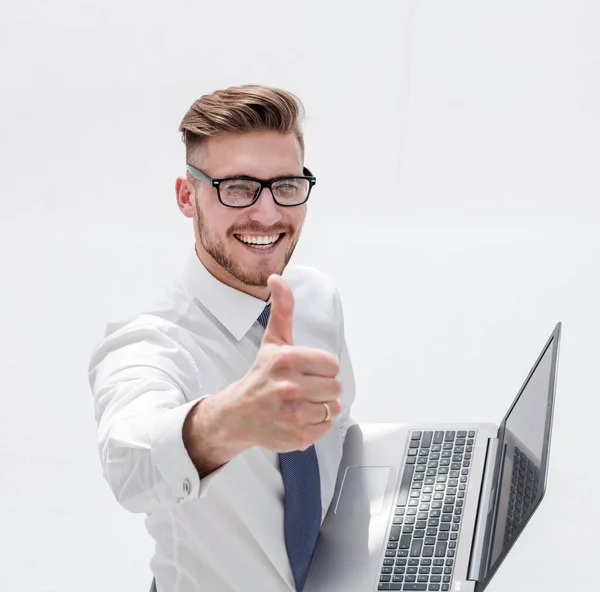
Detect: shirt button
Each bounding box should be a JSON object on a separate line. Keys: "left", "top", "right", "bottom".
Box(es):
{"left": 182, "top": 479, "right": 191, "bottom": 495}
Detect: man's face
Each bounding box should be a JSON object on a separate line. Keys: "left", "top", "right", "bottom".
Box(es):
{"left": 179, "top": 130, "right": 307, "bottom": 296}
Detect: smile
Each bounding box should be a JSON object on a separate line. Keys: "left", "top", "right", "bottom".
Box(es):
{"left": 234, "top": 233, "right": 285, "bottom": 251}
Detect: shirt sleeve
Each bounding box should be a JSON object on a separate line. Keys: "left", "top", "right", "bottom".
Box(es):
{"left": 87, "top": 319, "right": 231, "bottom": 514}
{"left": 334, "top": 289, "right": 357, "bottom": 446}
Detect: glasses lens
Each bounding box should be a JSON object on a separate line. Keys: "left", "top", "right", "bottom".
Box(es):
{"left": 272, "top": 178, "right": 310, "bottom": 205}
{"left": 219, "top": 177, "right": 310, "bottom": 206}
{"left": 219, "top": 179, "right": 261, "bottom": 206}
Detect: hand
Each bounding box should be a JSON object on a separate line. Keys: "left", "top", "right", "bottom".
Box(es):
{"left": 234, "top": 274, "right": 342, "bottom": 453}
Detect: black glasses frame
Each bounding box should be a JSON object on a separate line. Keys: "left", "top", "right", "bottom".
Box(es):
{"left": 186, "top": 163, "right": 316, "bottom": 208}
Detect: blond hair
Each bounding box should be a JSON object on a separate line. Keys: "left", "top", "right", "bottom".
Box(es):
{"left": 178, "top": 84, "right": 305, "bottom": 164}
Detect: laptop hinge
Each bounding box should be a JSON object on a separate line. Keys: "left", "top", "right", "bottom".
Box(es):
{"left": 467, "top": 437, "right": 499, "bottom": 581}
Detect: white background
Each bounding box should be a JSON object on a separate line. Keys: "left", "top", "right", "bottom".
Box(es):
{"left": 1, "top": 0, "right": 599, "bottom": 590}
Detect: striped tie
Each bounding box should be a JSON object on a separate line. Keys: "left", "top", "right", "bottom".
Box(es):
{"left": 257, "top": 303, "right": 322, "bottom": 591}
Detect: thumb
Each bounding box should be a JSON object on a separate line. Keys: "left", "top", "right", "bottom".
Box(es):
{"left": 262, "top": 274, "right": 294, "bottom": 346}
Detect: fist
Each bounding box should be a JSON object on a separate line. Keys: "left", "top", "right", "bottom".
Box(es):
{"left": 235, "top": 274, "right": 342, "bottom": 452}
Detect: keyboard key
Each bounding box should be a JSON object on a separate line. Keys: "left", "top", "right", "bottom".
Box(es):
{"left": 468, "top": 430, "right": 475, "bottom": 437}
{"left": 422, "top": 431, "right": 433, "bottom": 448}
{"left": 400, "top": 535, "right": 412, "bottom": 549}
{"left": 435, "top": 542, "right": 447, "bottom": 557}
{"left": 398, "top": 465, "right": 415, "bottom": 506}
{"left": 410, "top": 539, "right": 423, "bottom": 557}
{"left": 444, "top": 431, "right": 455, "bottom": 442}
{"left": 403, "top": 584, "right": 427, "bottom": 591}
{"left": 412, "top": 432, "right": 422, "bottom": 440}
{"left": 433, "top": 431, "right": 444, "bottom": 444}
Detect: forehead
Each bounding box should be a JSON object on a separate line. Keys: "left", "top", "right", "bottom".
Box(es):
{"left": 200, "top": 130, "right": 303, "bottom": 178}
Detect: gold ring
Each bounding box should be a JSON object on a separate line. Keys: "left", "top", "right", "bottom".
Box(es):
{"left": 323, "top": 402, "right": 331, "bottom": 422}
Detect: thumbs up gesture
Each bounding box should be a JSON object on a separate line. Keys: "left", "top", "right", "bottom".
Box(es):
{"left": 234, "top": 274, "right": 342, "bottom": 453}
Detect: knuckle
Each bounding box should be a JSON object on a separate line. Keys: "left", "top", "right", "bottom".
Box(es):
{"left": 329, "top": 355, "right": 340, "bottom": 377}
{"left": 285, "top": 399, "right": 303, "bottom": 423}
{"left": 330, "top": 398, "right": 342, "bottom": 417}
{"left": 277, "top": 379, "right": 300, "bottom": 400}
{"left": 332, "top": 377, "right": 342, "bottom": 397}
{"left": 273, "top": 346, "right": 295, "bottom": 371}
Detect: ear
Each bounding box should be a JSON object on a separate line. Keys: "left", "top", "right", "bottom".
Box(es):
{"left": 176, "top": 176, "right": 196, "bottom": 219}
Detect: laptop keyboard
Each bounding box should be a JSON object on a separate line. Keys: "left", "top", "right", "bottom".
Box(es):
{"left": 377, "top": 429, "right": 477, "bottom": 591}
{"left": 504, "top": 445, "right": 540, "bottom": 544}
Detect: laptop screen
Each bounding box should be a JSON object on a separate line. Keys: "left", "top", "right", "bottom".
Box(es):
{"left": 478, "top": 327, "right": 560, "bottom": 590}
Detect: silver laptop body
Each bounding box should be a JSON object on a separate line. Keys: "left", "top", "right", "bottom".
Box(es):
{"left": 304, "top": 323, "right": 561, "bottom": 592}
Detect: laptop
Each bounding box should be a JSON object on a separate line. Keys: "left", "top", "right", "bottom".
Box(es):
{"left": 304, "top": 322, "right": 561, "bottom": 592}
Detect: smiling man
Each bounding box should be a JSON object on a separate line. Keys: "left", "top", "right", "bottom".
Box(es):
{"left": 88, "top": 84, "right": 356, "bottom": 592}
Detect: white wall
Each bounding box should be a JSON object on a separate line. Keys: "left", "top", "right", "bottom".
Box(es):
{"left": 1, "top": 1, "right": 598, "bottom": 591}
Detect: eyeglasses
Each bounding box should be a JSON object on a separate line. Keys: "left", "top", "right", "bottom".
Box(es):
{"left": 186, "top": 163, "right": 316, "bottom": 208}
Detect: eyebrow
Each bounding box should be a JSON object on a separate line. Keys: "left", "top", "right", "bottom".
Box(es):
{"left": 217, "top": 172, "right": 303, "bottom": 179}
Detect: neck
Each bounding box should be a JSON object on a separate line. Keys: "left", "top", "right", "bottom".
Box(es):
{"left": 194, "top": 244, "right": 271, "bottom": 302}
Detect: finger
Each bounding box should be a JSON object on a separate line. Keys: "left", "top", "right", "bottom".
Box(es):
{"left": 281, "top": 345, "right": 340, "bottom": 378}
{"left": 294, "top": 375, "right": 342, "bottom": 406}
{"left": 262, "top": 274, "right": 294, "bottom": 346}
{"left": 306, "top": 399, "right": 340, "bottom": 425}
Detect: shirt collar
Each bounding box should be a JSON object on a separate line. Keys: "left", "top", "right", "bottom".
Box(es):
{"left": 181, "top": 247, "right": 273, "bottom": 342}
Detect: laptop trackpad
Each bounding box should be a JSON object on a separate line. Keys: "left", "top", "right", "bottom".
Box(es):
{"left": 334, "top": 466, "right": 391, "bottom": 515}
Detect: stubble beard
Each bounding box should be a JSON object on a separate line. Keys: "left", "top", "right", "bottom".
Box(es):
{"left": 195, "top": 205, "right": 303, "bottom": 288}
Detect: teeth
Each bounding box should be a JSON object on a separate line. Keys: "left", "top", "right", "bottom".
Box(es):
{"left": 236, "top": 234, "right": 281, "bottom": 245}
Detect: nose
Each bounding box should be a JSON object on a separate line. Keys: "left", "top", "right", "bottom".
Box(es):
{"left": 247, "top": 186, "right": 283, "bottom": 226}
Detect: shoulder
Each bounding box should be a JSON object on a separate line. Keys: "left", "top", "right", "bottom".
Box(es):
{"left": 282, "top": 264, "right": 339, "bottom": 303}
{"left": 282, "top": 264, "right": 343, "bottom": 352}
{"left": 99, "top": 282, "right": 195, "bottom": 340}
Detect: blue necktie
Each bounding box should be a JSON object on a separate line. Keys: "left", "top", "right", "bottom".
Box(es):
{"left": 257, "top": 303, "right": 322, "bottom": 592}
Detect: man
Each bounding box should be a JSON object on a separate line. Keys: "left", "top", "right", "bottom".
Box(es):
{"left": 88, "top": 84, "right": 357, "bottom": 592}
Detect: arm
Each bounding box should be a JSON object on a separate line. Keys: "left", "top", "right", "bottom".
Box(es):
{"left": 88, "top": 321, "right": 248, "bottom": 514}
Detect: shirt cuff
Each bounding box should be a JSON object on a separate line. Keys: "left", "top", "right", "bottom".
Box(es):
{"left": 150, "top": 395, "right": 241, "bottom": 504}
{"left": 150, "top": 397, "right": 205, "bottom": 503}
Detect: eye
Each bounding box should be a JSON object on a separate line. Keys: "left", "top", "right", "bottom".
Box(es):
{"left": 224, "top": 181, "right": 254, "bottom": 191}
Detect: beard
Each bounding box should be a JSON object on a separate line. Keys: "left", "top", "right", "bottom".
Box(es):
{"left": 195, "top": 203, "right": 303, "bottom": 288}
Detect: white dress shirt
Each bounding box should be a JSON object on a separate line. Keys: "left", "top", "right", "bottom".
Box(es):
{"left": 87, "top": 248, "right": 357, "bottom": 592}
